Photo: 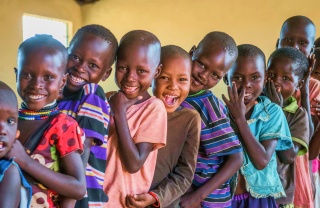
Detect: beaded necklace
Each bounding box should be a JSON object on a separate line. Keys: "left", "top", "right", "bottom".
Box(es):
{"left": 19, "top": 101, "right": 59, "bottom": 120}
{"left": 187, "top": 90, "right": 206, "bottom": 98}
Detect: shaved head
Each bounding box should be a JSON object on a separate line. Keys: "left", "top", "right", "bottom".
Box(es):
{"left": 0, "top": 81, "right": 18, "bottom": 109}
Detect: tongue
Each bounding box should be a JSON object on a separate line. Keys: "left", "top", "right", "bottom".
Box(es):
{"left": 165, "top": 96, "right": 175, "bottom": 105}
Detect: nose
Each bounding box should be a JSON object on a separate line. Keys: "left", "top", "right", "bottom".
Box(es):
{"left": 198, "top": 71, "right": 208, "bottom": 82}
{"left": 30, "top": 76, "right": 44, "bottom": 90}
{"left": 125, "top": 69, "right": 137, "bottom": 82}
{"left": 242, "top": 78, "right": 252, "bottom": 88}
{"left": 168, "top": 79, "right": 178, "bottom": 90}
{"left": 0, "top": 122, "right": 6, "bottom": 136}
{"left": 74, "top": 62, "right": 87, "bottom": 73}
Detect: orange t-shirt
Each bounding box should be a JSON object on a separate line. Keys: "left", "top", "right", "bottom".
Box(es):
{"left": 103, "top": 96, "right": 167, "bottom": 208}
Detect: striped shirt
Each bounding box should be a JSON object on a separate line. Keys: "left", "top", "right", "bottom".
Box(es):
{"left": 181, "top": 91, "right": 242, "bottom": 208}
{"left": 59, "top": 83, "right": 110, "bottom": 208}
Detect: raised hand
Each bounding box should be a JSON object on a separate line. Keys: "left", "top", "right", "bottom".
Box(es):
{"left": 108, "top": 91, "right": 142, "bottom": 114}
{"left": 264, "top": 79, "right": 283, "bottom": 107}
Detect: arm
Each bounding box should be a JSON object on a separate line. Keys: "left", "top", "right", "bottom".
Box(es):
{"left": 222, "top": 83, "right": 278, "bottom": 170}
{"left": 127, "top": 114, "right": 201, "bottom": 208}
{"left": 7, "top": 140, "right": 86, "bottom": 199}
{"left": 81, "top": 137, "right": 94, "bottom": 167}
{"left": 309, "top": 127, "right": 320, "bottom": 160}
{"left": 277, "top": 141, "right": 301, "bottom": 164}
{"left": 0, "top": 163, "right": 21, "bottom": 208}
{"left": 301, "top": 54, "right": 316, "bottom": 137}
{"left": 109, "top": 91, "right": 154, "bottom": 173}
{"left": 180, "top": 152, "right": 243, "bottom": 208}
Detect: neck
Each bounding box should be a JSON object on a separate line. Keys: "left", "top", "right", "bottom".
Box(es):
{"left": 19, "top": 101, "right": 59, "bottom": 120}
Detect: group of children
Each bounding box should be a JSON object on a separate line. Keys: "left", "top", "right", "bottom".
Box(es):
{"left": 0, "top": 14, "right": 319, "bottom": 208}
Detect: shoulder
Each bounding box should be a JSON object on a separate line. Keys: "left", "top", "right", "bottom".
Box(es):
{"left": 83, "top": 83, "right": 106, "bottom": 98}
{"left": 144, "top": 96, "right": 166, "bottom": 110}
{"left": 0, "top": 160, "right": 20, "bottom": 182}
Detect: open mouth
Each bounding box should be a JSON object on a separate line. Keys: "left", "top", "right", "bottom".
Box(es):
{"left": 244, "top": 93, "right": 252, "bottom": 100}
{"left": 0, "top": 141, "right": 6, "bottom": 151}
{"left": 122, "top": 85, "right": 138, "bottom": 93}
{"left": 27, "top": 94, "right": 45, "bottom": 100}
{"left": 164, "top": 95, "right": 178, "bottom": 106}
{"left": 69, "top": 74, "right": 86, "bottom": 84}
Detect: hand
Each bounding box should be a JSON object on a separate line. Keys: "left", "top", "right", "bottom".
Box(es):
{"left": 5, "top": 140, "right": 30, "bottom": 168}
{"left": 126, "top": 193, "right": 156, "bottom": 208}
{"left": 264, "top": 79, "right": 283, "bottom": 107}
{"left": 301, "top": 54, "right": 316, "bottom": 93}
{"left": 222, "top": 82, "right": 254, "bottom": 121}
{"left": 180, "top": 192, "right": 202, "bottom": 208}
{"left": 311, "top": 98, "right": 320, "bottom": 116}
{"left": 108, "top": 91, "right": 142, "bottom": 114}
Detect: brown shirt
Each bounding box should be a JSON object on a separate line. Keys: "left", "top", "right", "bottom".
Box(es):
{"left": 150, "top": 108, "right": 201, "bottom": 208}
{"left": 276, "top": 97, "right": 309, "bottom": 205}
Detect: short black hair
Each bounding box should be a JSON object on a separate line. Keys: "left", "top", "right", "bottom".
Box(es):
{"left": 280, "top": 15, "right": 316, "bottom": 41}
{"left": 18, "top": 34, "right": 68, "bottom": 71}
{"left": 314, "top": 38, "right": 320, "bottom": 48}
{"left": 0, "top": 81, "right": 18, "bottom": 109}
{"left": 161, "top": 45, "right": 191, "bottom": 64}
{"left": 70, "top": 24, "right": 118, "bottom": 66}
{"left": 314, "top": 47, "right": 320, "bottom": 61}
{"left": 197, "top": 31, "right": 238, "bottom": 57}
{"left": 238, "top": 44, "right": 266, "bottom": 69}
{"left": 118, "top": 30, "right": 161, "bottom": 67}
{"left": 268, "top": 47, "right": 309, "bottom": 80}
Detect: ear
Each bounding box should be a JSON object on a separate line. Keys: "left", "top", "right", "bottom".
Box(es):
{"left": 60, "top": 74, "right": 67, "bottom": 91}
{"left": 310, "top": 45, "right": 315, "bottom": 55}
{"left": 223, "top": 75, "right": 229, "bottom": 85}
{"left": 14, "top": 67, "right": 18, "bottom": 82}
{"left": 154, "top": 64, "right": 162, "bottom": 79}
{"left": 101, "top": 67, "right": 112, "bottom": 82}
{"left": 15, "top": 130, "right": 20, "bottom": 140}
{"left": 276, "top": 39, "right": 280, "bottom": 49}
{"left": 189, "top": 45, "right": 196, "bottom": 57}
{"left": 297, "top": 80, "right": 303, "bottom": 90}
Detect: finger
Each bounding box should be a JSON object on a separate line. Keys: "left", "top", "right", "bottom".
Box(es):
{"left": 232, "top": 82, "right": 239, "bottom": 100}
{"left": 133, "top": 194, "right": 145, "bottom": 201}
{"left": 222, "top": 94, "right": 231, "bottom": 106}
{"left": 227, "top": 85, "right": 234, "bottom": 102}
{"left": 239, "top": 85, "right": 245, "bottom": 102}
{"left": 270, "top": 80, "right": 277, "bottom": 97}
{"left": 130, "top": 95, "right": 143, "bottom": 105}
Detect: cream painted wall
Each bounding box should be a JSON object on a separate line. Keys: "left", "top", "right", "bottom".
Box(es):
{"left": 0, "top": 0, "right": 81, "bottom": 98}
{"left": 81, "top": 0, "right": 320, "bottom": 98}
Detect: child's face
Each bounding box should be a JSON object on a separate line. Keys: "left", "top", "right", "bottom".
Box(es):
{"left": 115, "top": 43, "right": 160, "bottom": 99}
{"left": 190, "top": 45, "right": 234, "bottom": 94}
{"left": 228, "top": 56, "right": 266, "bottom": 105}
{"left": 17, "top": 49, "right": 66, "bottom": 110}
{"left": 267, "top": 57, "right": 301, "bottom": 101}
{"left": 278, "top": 22, "right": 314, "bottom": 56}
{"left": 152, "top": 56, "right": 191, "bottom": 113}
{"left": 311, "top": 60, "right": 320, "bottom": 81}
{"left": 0, "top": 99, "right": 20, "bottom": 158}
{"left": 66, "top": 34, "right": 113, "bottom": 92}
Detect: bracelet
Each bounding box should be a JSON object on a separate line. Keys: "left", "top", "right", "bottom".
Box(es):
{"left": 148, "top": 191, "right": 160, "bottom": 207}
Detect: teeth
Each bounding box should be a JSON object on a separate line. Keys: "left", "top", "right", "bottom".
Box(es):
{"left": 29, "top": 94, "right": 45, "bottom": 100}
{"left": 0, "top": 142, "right": 3, "bottom": 149}
{"left": 71, "top": 75, "right": 85, "bottom": 83}
{"left": 123, "top": 85, "right": 138, "bottom": 92}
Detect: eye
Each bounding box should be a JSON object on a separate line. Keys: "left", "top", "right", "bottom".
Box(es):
{"left": 89, "top": 63, "right": 99, "bottom": 69}
{"left": 315, "top": 72, "right": 320, "bottom": 76}
{"left": 252, "top": 75, "right": 259, "bottom": 80}
{"left": 283, "top": 76, "right": 290, "bottom": 81}
{"left": 268, "top": 72, "right": 274, "bottom": 78}
{"left": 196, "top": 60, "right": 205, "bottom": 69}
{"left": 211, "top": 73, "right": 219, "bottom": 78}
{"left": 138, "top": 69, "right": 146, "bottom": 74}
{"left": 232, "top": 76, "right": 242, "bottom": 81}
{"left": 299, "top": 40, "right": 307, "bottom": 45}
{"left": 44, "top": 74, "right": 54, "bottom": 80}
{"left": 160, "top": 76, "right": 169, "bottom": 80}
{"left": 71, "top": 55, "right": 80, "bottom": 61}
{"left": 117, "top": 66, "right": 127, "bottom": 71}
{"left": 179, "top": 77, "right": 188, "bottom": 82}
{"left": 7, "top": 118, "right": 16, "bottom": 125}
{"left": 284, "top": 38, "right": 291, "bottom": 42}
{"left": 21, "top": 72, "right": 31, "bottom": 78}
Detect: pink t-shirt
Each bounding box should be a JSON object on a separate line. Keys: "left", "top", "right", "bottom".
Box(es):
{"left": 103, "top": 96, "right": 167, "bottom": 207}
{"left": 294, "top": 154, "right": 314, "bottom": 208}
{"left": 294, "top": 77, "right": 320, "bottom": 117}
